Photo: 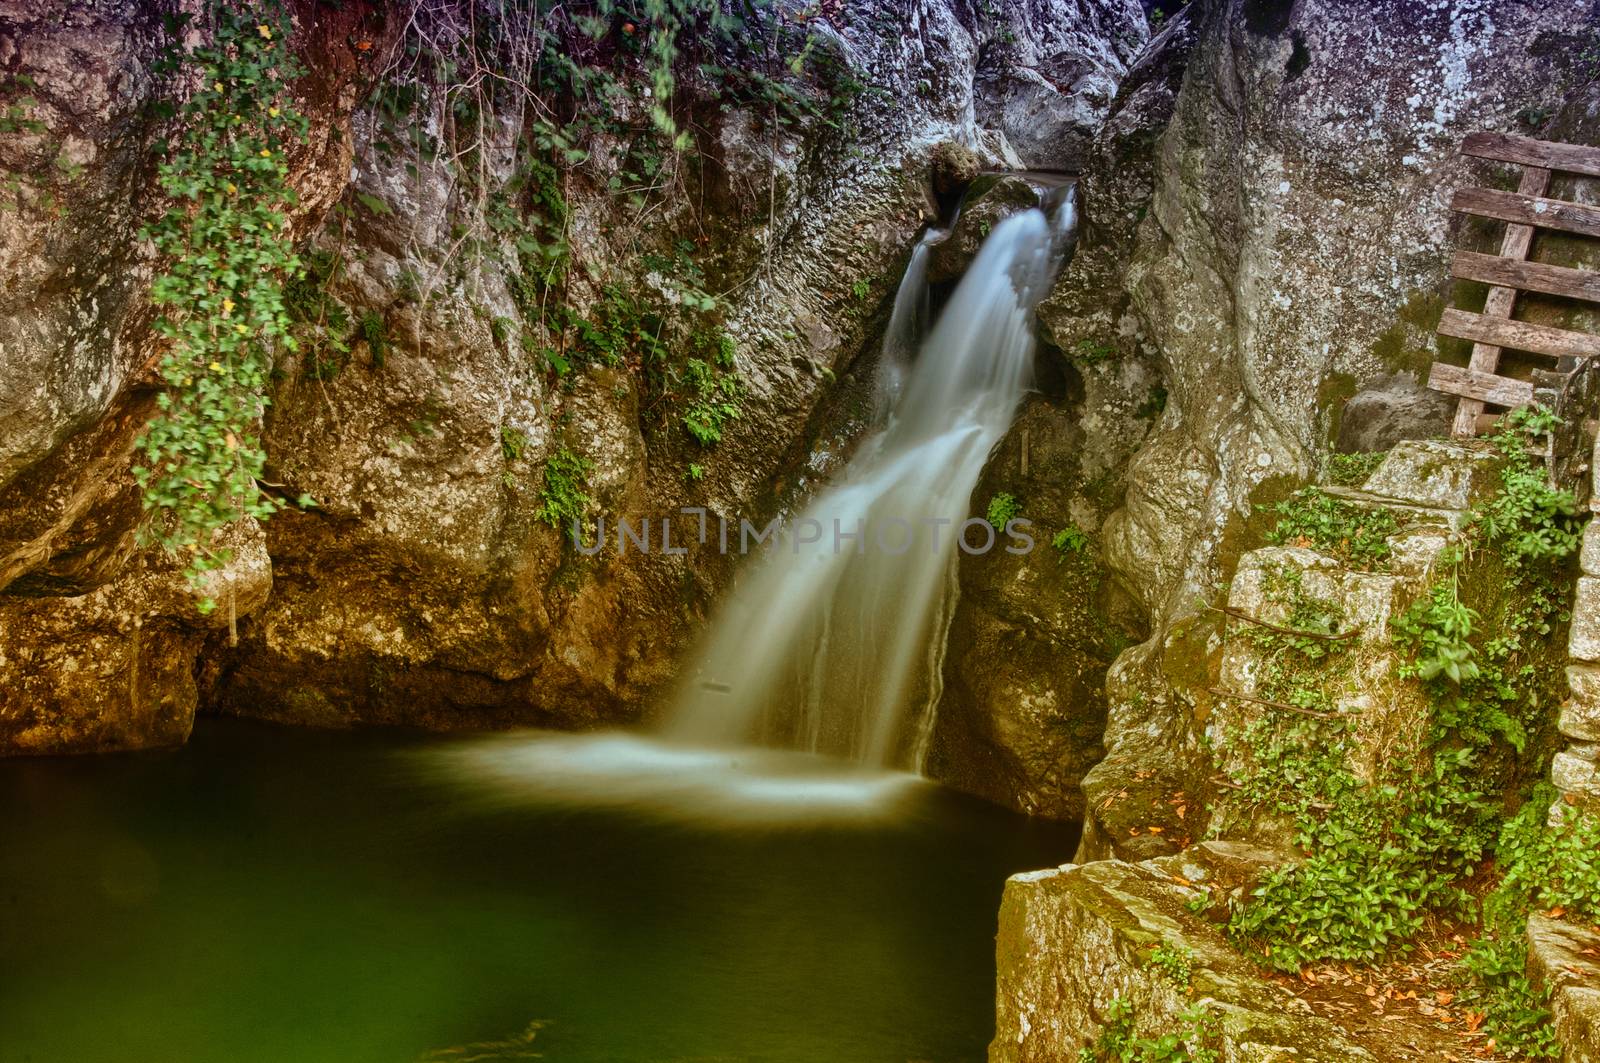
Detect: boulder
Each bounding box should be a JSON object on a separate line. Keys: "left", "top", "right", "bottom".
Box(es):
{"left": 1336, "top": 373, "right": 1456, "bottom": 455}
{"left": 927, "top": 175, "right": 1042, "bottom": 283}
{"left": 993, "top": 843, "right": 1376, "bottom": 1063}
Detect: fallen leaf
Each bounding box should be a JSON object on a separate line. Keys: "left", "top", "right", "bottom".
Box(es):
{"left": 1464, "top": 1010, "right": 1485, "bottom": 1032}
{"left": 1545, "top": 907, "right": 1567, "bottom": 919}
{"left": 1436, "top": 991, "right": 1455, "bottom": 1005}
{"left": 1147, "top": 826, "right": 1165, "bottom": 834}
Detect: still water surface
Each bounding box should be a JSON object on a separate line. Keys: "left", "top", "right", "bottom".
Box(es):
{"left": 0, "top": 718, "right": 1077, "bottom": 1063}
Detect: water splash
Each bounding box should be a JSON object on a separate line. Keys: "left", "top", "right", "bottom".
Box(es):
{"left": 419, "top": 731, "right": 925, "bottom": 827}
{"left": 668, "top": 189, "right": 1079, "bottom": 770}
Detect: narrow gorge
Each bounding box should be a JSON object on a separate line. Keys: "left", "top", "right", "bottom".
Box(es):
{"left": 4, "top": 0, "right": 1600, "bottom": 1061}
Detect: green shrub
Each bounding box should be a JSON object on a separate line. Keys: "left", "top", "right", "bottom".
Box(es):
{"left": 537, "top": 447, "right": 593, "bottom": 541}
{"left": 1147, "top": 943, "right": 1194, "bottom": 991}
{"left": 1262, "top": 487, "right": 1397, "bottom": 570}
{"left": 1052, "top": 524, "right": 1090, "bottom": 555}
{"left": 986, "top": 493, "right": 1022, "bottom": 530}
{"left": 1325, "top": 451, "right": 1385, "bottom": 487}
{"left": 1076, "top": 998, "right": 1219, "bottom": 1063}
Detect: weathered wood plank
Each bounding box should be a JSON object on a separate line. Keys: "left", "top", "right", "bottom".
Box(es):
{"left": 1463, "top": 132, "right": 1600, "bottom": 178}
{"left": 1437, "top": 308, "right": 1600, "bottom": 361}
{"left": 1451, "top": 164, "right": 1552, "bottom": 436}
{"left": 1428, "top": 362, "right": 1535, "bottom": 407}
{"left": 1451, "top": 186, "right": 1600, "bottom": 239}
{"left": 1452, "top": 250, "right": 1600, "bottom": 304}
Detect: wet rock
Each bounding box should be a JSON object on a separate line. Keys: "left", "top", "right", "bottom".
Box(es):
{"left": 927, "top": 398, "right": 1146, "bottom": 820}
{"left": 0, "top": 520, "right": 270, "bottom": 753}
{"left": 931, "top": 139, "right": 981, "bottom": 197}
{"left": 927, "top": 176, "right": 1041, "bottom": 283}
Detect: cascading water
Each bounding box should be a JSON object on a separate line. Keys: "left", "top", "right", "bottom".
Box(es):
{"left": 668, "top": 188, "right": 1079, "bottom": 771}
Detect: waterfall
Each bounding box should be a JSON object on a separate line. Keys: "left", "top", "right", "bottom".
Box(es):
{"left": 874, "top": 226, "right": 940, "bottom": 415}
{"left": 668, "top": 189, "right": 1079, "bottom": 771}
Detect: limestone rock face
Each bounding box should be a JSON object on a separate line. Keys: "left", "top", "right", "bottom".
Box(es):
{"left": 947, "top": 0, "right": 1587, "bottom": 825}
{"left": 0, "top": 0, "right": 1150, "bottom": 749}
{"left": 1103, "top": 0, "right": 1584, "bottom": 623}
{"left": 973, "top": 0, "right": 1146, "bottom": 170}
{"left": 0, "top": 0, "right": 375, "bottom": 751}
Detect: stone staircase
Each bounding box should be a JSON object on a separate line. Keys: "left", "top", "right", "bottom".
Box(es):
{"left": 994, "top": 439, "right": 1599, "bottom": 1062}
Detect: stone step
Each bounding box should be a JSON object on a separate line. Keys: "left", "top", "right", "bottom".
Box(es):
{"left": 1314, "top": 484, "right": 1468, "bottom": 530}
{"left": 1354, "top": 438, "right": 1500, "bottom": 512}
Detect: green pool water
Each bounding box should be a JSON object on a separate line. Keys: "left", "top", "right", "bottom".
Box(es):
{"left": 0, "top": 718, "right": 1077, "bottom": 1063}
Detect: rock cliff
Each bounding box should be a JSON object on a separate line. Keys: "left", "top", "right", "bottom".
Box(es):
{"left": 0, "top": 0, "right": 1145, "bottom": 752}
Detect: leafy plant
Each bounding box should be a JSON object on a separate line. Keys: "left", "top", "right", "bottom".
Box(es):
{"left": 1075, "top": 338, "right": 1116, "bottom": 366}
{"left": 1147, "top": 943, "right": 1194, "bottom": 991}
{"left": 986, "top": 493, "right": 1022, "bottom": 531}
{"left": 1476, "top": 407, "right": 1581, "bottom": 567}
{"left": 1326, "top": 451, "right": 1385, "bottom": 487}
{"left": 537, "top": 447, "right": 594, "bottom": 542}
{"left": 1392, "top": 578, "right": 1480, "bottom": 685}
{"left": 1456, "top": 786, "right": 1600, "bottom": 1059}
{"left": 500, "top": 425, "right": 528, "bottom": 463}
{"left": 681, "top": 356, "right": 742, "bottom": 446}
{"left": 1228, "top": 418, "right": 1578, "bottom": 989}
{"left": 1262, "top": 487, "right": 1397, "bottom": 570}
{"left": 1077, "top": 998, "right": 1219, "bottom": 1063}
{"left": 131, "top": 0, "right": 311, "bottom": 605}
{"left": 1053, "top": 524, "right": 1090, "bottom": 555}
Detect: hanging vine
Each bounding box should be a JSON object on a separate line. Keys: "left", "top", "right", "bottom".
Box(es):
{"left": 133, "top": 0, "right": 310, "bottom": 606}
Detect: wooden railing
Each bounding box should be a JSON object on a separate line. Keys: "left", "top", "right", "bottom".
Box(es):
{"left": 1427, "top": 131, "right": 1600, "bottom": 437}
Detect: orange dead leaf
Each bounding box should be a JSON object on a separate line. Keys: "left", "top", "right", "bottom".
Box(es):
{"left": 1435, "top": 991, "right": 1455, "bottom": 1005}
{"left": 1464, "top": 1010, "right": 1485, "bottom": 1032}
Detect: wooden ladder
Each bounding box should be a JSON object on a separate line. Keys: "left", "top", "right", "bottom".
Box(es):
{"left": 1427, "top": 132, "right": 1600, "bottom": 436}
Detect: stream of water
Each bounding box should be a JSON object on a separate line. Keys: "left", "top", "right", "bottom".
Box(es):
{"left": 669, "top": 194, "right": 1078, "bottom": 769}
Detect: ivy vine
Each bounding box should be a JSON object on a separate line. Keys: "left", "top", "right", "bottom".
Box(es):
{"left": 134, "top": 0, "right": 310, "bottom": 606}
